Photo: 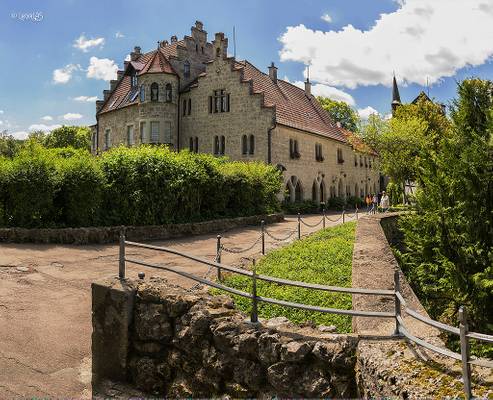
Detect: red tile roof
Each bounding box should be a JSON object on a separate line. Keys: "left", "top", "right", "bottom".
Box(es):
{"left": 98, "top": 44, "right": 182, "bottom": 114}
{"left": 235, "top": 60, "right": 347, "bottom": 143}
{"left": 339, "top": 127, "right": 378, "bottom": 156}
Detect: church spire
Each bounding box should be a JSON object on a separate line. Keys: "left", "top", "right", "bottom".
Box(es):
{"left": 391, "top": 74, "right": 401, "bottom": 115}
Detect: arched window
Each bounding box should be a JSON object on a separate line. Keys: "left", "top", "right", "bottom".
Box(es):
{"left": 165, "top": 83, "right": 172, "bottom": 102}
{"left": 184, "top": 61, "right": 190, "bottom": 78}
{"left": 214, "top": 135, "right": 219, "bottom": 155}
{"left": 139, "top": 85, "right": 145, "bottom": 102}
{"left": 220, "top": 135, "right": 225, "bottom": 155}
{"left": 249, "top": 135, "right": 255, "bottom": 155}
{"left": 295, "top": 180, "right": 303, "bottom": 202}
{"left": 241, "top": 135, "right": 248, "bottom": 155}
{"left": 312, "top": 181, "right": 318, "bottom": 202}
{"left": 188, "top": 98, "right": 192, "bottom": 115}
{"left": 319, "top": 181, "right": 325, "bottom": 203}
{"left": 194, "top": 137, "right": 199, "bottom": 153}
{"left": 150, "top": 82, "right": 159, "bottom": 102}
{"left": 183, "top": 99, "right": 187, "bottom": 116}
{"left": 189, "top": 137, "right": 194, "bottom": 152}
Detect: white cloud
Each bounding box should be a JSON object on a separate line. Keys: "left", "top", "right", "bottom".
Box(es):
{"left": 0, "top": 120, "right": 3, "bottom": 125}
{"left": 87, "top": 57, "right": 118, "bottom": 81}
{"left": 62, "top": 113, "right": 83, "bottom": 121}
{"left": 11, "top": 131, "right": 28, "bottom": 139}
{"left": 124, "top": 54, "right": 131, "bottom": 62}
{"left": 321, "top": 13, "right": 332, "bottom": 23}
{"left": 289, "top": 79, "right": 355, "bottom": 106}
{"left": 73, "top": 34, "right": 105, "bottom": 52}
{"left": 115, "top": 31, "right": 125, "bottom": 38}
{"left": 53, "top": 64, "right": 79, "bottom": 84}
{"left": 0, "top": 110, "right": 4, "bottom": 114}
{"left": 28, "top": 123, "right": 62, "bottom": 132}
{"left": 358, "top": 106, "right": 379, "bottom": 119}
{"left": 279, "top": 0, "right": 493, "bottom": 88}
{"left": 73, "top": 95, "right": 98, "bottom": 102}
{"left": 41, "top": 115, "right": 53, "bottom": 121}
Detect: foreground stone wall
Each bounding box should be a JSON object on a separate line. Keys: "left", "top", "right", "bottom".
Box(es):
{"left": 0, "top": 213, "right": 283, "bottom": 245}
{"left": 92, "top": 277, "right": 358, "bottom": 398}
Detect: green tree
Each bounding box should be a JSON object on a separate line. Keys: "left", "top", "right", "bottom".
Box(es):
{"left": 44, "top": 126, "right": 91, "bottom": 151}
{"left": 399, "top": 79, "right": 493, "bottom": 351}
{"left": 317, "top": 97, "right": 359, "bottom": 132}
{"left": 0, "top": 131, "right": 23, "bottom": 158}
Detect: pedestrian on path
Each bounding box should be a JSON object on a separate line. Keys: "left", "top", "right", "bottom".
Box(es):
{"left": 372, "top": 193, "right": 378, "bottom": 214}
{"left": 380, "top": 191, "right": 390, "bottom": 212}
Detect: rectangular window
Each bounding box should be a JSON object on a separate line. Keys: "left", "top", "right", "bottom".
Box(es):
{"left": 104, "top": 129, "right": 111, "bottom": 150}
{"left": 337, "top": 149, "right": 344, "bottom": 164}
{"left": 194, "top": 137, "right": 198, "bottom": 153}
{"left": 140, "top": 122, "right": 146, "bottom": 143}
{"left": 188, "top": 98, "right": 192, "bottom": 115}
{"left": 163, "top": 121, "right": 172, "bottom": 144}
{"left": 212, "top": 90, "right": 229, "bottom": 113}
{"left": 183, "top": 99, "right": 187, "bottom": 116}
{"left": 150, "top": 121, "right": 160, "bottom": 143}
{"left": 208, "top": 96, "right": 213, "bottom": 113}
{"left": 126, "top": 125, "right": 134, "bottom": 145}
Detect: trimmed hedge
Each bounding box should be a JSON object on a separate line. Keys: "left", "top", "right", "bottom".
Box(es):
{"left": 0, "top": 145, "right": 282, "bottom": 228}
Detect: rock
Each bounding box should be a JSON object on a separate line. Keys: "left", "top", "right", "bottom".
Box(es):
{"left": 134, "top": 303, "right": 173, "bottom": 342}
{"left": 236, "top": 332, "right": 259, "bottom": 358}
{"left": 133, "top": 341, "right": 163, "bottom": 355}
{"left": 131, "top": 357, "right": 164, "bottom": 394}
{"left": 15, "top": 266, "right": 29, "bottom": 272}
{"left": 318, "top": 325, "right": 337, "bottom": 333}
{"left": 280, "top": 341, "right": 312, "bottom": 362}
{"left": 266, "top": 362, "right": 301, "bottom": 395}
{"left": 258, "top": 332, "right": 282, "bottom": 365}
{"left": 233, "top": 359, "right": 265, "bottom": 390}
{"left": 299, "top": 367, "right": 333, "bottom": 397}
{"left": 212, "top": 320, "right": 239, "bottom": 353}
{"left": 224, "top": 382, "right": 253, "bottom": 398}
{"left": 265, "top": 316, "right": 291, "bottom": 328}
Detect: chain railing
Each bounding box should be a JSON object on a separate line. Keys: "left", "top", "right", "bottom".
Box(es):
{"left": 119, "top": 233, "right": 492, "bottom": 400}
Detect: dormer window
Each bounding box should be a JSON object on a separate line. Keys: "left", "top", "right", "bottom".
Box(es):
{"left": 184, "top": 61, "right": 190, "bottom": 78}
{"left": 150, "top": 82, "right": 159, "bottom": 102}
{"left": 165, "top": 83, "right": 172, "bottom": 102}
{"left": 139, "top": 85, "right": 145, "bottom": 102}
{"left": 131, "top": 73, "right": 138, "bottom": 87}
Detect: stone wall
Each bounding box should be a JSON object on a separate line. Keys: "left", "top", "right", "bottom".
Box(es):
{"left": 0, "top": 213, "right": 283, "bottom": 245}
{"left": 92, "top": 277, "right": 359, "bottom": 398}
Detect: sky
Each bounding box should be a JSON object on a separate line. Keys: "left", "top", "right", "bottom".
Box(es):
{"left": 1, "top": 0, "right": 493, "bottom": 139}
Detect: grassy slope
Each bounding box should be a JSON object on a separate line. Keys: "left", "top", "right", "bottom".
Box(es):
{"left": 218, "top": 221, "right": 356, "bottom": 332}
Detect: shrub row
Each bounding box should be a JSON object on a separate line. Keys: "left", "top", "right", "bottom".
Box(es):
{"left": 0, "top": 145, "right": 282, "bottom": 228}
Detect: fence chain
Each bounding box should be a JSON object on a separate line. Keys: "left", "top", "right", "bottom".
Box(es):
{"left": 300, "top": 217, "right": 324, "bottom": 228}
{"left": 189, "top": 248, "right": 221, "bottom": 291}
{"left": 221, "top": 234, "right": 263, "bottom": 254}
{"left": 264, "top": 227, "right": 297, "bottom": 242}
{"left": 325, "top": 213, "right": 343, "bottom": 222}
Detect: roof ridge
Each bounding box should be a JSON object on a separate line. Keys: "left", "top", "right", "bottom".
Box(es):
{"left": 243, "top": 60, "right": 288, "bottom": 101}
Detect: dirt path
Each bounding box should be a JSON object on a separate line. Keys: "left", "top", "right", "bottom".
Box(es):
{"left": 0, "top": 212, "right": 355, "bottom": 399}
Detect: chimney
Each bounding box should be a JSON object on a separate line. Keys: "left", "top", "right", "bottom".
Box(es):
{"left": 130, "top": 46, "right": 141, "bottom": 61}
{"left": 110, "top": 80, "right": 118, "bottom": 91}
{"left": 268, "top": 62, "right": 278, "bottom": 83}
{"left": 103, "top": 90, "right": 110, "bottom": 101}
{"left": 117, "top": 70, "right": 124, "bottom": 80}
{"left": 195, "top": 20, "right": 204, "bottom": 31}
{"left": 170, "top": 35, "right": 178, "bottom": 43}
{"left": 124, "top": 61, "right": 129, "bottom": 69}
{"left": 160, "top": 40, "right": 169, "bottom": 48}
{"left": 304, "top": 78, "right": 311, "bottom": 96}
{"left": 213, "top": 32, "right": 228, "bottom": 58}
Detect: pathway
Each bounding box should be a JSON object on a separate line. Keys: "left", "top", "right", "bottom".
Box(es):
{"left": 0, "top": 212, "right": 355, "bottom": 399}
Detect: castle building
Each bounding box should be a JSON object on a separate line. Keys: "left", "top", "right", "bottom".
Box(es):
{"left": 93, "top": 21, "right": 380, "bottom": 203}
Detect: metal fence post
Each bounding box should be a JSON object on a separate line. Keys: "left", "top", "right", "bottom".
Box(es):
{"left": 297, "top": 213, "right": 301, "bottom": 239}
{"left": 356, "top": 206, "right": 359, "bottom": 220}
{"left": 342, "top": 210, "right": 346, "bottom": 224}
{"left": 119, "top": 228, "right": 126, "bottom": 279}
{"left": 261, "top": 220, "right": 265, "bottom": 255}
{"left": 251, "top": 259, "right": 258, "bottom": 323}
{"left": 459, "top": 306, "right": 472, "bottom": 399}
{"left": 394, "top": 270, "right": 401, "bottom": 336}
{"left": 216, "top": 235, "right": 222, "bottom": 281}
{"left": 323, "top": 208, "right": 326, "bottom": 229}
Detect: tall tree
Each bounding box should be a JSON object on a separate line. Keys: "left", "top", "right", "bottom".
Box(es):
{"left": 317, "top": 97, "right": 359, "bottom": 132}
{"left": 44, "top": 126, "right": 91, "bottom": 151}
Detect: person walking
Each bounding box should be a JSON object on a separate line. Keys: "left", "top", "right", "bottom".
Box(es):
{"left": 380, "top": 191, "right": 390, "bottom": 212}
{"left": 372, "top": 193, "right": 378, "bottom": 214}
{"left": 365, "top": 194, "right": 372, "bottom": 213}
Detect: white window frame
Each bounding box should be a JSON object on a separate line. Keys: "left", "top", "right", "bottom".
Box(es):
{"left": 150, "top": 121, "right": 160, "bottom": 143}
{"left": 104, "top": 129, "right": 111, "bottom": 150}
{"left": 126, "top": 124, "right": 135, "bottom": 146}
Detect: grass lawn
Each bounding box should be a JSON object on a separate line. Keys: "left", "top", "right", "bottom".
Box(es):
{"left": 216, "top": 221, "right": 356, "bottom": 332}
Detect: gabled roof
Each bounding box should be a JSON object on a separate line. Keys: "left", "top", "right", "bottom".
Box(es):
{"left": 98, "top": 44, "right": 182, "bottom": 114}
{"left": 411, "top": 91, "right": 432, "bottom": 104}
{"left": 235, "top": 60, "right": 347, "bottom": 143}
{"left": 339, "top": 127, "right": 378, "bottom": 156}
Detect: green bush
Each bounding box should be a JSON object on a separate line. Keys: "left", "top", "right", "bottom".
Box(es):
{"left": 327, "top": 196, "right": 345, "bottom": 210}
{"left": 345, "top": 195, "right": 365, "bottom": 208}
{"left": 282, "top": 200, "right": 320, "bottom": 214}
{"left": 215, "top": 222, "right": 356, "bottom": 332}
{"left": 0, "top": 145, "right": 282, "bottom": 228}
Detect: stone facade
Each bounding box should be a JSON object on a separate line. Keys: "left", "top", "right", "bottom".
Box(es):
{"left": 94, "top": 21, "right": 381, "bottom": 203}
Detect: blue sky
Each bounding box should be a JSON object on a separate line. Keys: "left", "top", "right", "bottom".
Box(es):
{"left": 1, "top": 0, "right": 493, "bottom": 138}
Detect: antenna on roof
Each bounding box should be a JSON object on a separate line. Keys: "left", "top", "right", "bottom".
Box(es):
{"left": 426, "top": 76, "right": 430, "bottom": 97}
{"left": 233, "top": 25, "right": 237, "bottom": 59}
{"left": 306, "top": 63, "right": 310, "bottom": 82}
